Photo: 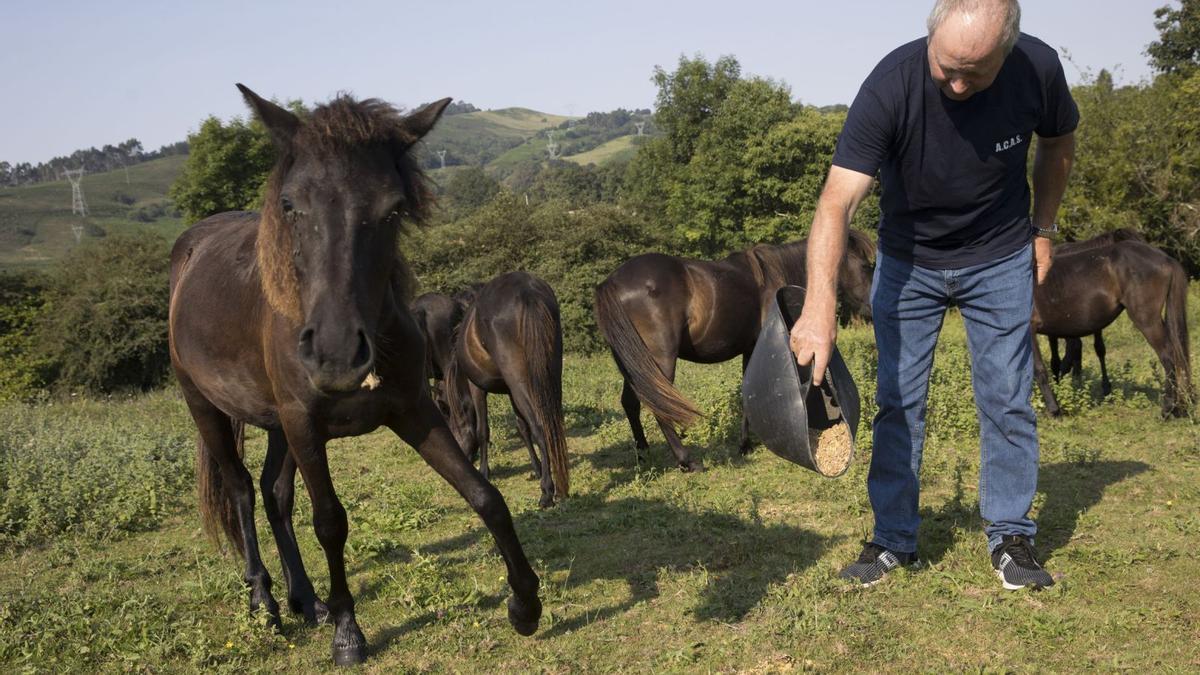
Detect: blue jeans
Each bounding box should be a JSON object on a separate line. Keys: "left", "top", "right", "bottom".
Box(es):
{"left": 868, "top": 243, "right": 1039, "bottom": 555}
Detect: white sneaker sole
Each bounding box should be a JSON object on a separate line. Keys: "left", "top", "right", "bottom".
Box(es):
{"left": 995, "top": 569, "right": 1050, "bottom": 590}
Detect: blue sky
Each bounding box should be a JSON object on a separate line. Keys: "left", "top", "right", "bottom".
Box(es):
{"left": 0, "top": 0, "right": 1171, "bottom": 165}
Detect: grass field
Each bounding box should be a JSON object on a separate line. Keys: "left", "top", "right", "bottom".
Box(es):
{"left": 565, "top": 135, "right": 642, "bottom": 167}
{"left": 1, "top": 288, "right": 1197, "bottom": 672}
{"left": 0, "top": 156, "right": 188, "bottom": 272}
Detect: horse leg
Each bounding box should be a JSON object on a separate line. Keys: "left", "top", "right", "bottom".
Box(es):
{"left": 620, "top": 378, "right": 650, "bottom": 460}
{"left": 184, "top": 389, "right": 281, "bottom": 629}
{"left": 259, "top": 430, "right": 328, "bottom": 625}
{"left": 281, "top": 418, "right": 366, "bottom": 665}
{"left": 473, "top": 384, "right": 491, "bottom": 481}
{"left": 738, "top": 352, "right": 754, "bottom": 456}
{"left": 650, "top": 354, "right": 703, "bottom": 473}
{"left": 1125, "top": 302, "right": 1180, "bottom": 417}
{"left": 388, "top": 395, "right": 541, "bottom": 636}
{"left": 1049, "top": 337, "right": 1063, "bottom": 380}
{"left": 509, "top": 387, "right": 556, "bottom": 508}
{"left": 1065, "top": 336, "right": 1083, "bottom": 380}
{"left": 510, "top": 396, "right": 543, "bottom": 480}
{"left": 1031, "top": 329, "right": 1062, "bottom": 417}
{"left": 1094, "top": 332, "right": 1112, "bottom": 397}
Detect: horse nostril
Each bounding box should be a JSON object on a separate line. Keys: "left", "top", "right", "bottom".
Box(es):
{"left": 298, "top": 328, "right": 316, "bottom": 361}
{"left": 352, "top": 330, "right": 371, "bottom": 369}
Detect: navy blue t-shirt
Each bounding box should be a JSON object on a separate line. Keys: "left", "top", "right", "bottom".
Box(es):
{"left": 833, "top": 33, "right": 1079, "bottom": 269}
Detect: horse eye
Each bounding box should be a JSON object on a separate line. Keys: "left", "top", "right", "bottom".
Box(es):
{"left": 281, "top": 196, "right": 294, "bottom": 213}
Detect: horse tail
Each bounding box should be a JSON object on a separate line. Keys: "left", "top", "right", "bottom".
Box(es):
{"left": 1165, "top": 259, "right": 1193, "bottom": 405}
{"left": 517, "top": 299, "right": 570, "bottom": 498}
{"left": 593, "top": 281, "right": 700, "bottom": 429}
{"left": 196, "top": 419, "right": 246, "bottom": 555}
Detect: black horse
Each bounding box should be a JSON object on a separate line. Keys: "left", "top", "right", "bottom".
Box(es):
{"left": 1032, "top": 237, "right": 1192, "bottom": 417}
{"left": 168, "top": 86, "right": 541, "bottom": 666}
{"left": 1044, "top": 229, "right": 1146, "bottom": 394}
{"left": 440, "top": 272, "right": 570, "bottom": 508}
{"left": 594, "top": 231, "right": 875, "bottom": 471}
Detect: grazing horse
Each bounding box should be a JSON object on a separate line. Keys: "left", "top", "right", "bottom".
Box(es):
{"left": 1045, "top": 229, "right": 1146, "bottom": 394}
{"left": 168, "top": 86, "right": 541, "bottom": 666}
{"left": 1032, "top": 238, "right": 1192, "bottom": 418}
{"left": 412, "top": 291, "right": 467, "bottom": 410}
{"left": 594, "top": 230, "right": 876, "bottom": 471}
{"left": 438, "top": 272, "right": 570, "bottom": 508}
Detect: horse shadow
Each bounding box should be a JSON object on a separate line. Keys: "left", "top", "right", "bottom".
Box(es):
{"left": 917, "top": 459, "right": 1149, "bottom": 565}
{"left": 419, "top": 493, "right": 837, "bottom": 636}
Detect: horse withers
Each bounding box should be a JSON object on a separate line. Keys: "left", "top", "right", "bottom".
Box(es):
{"left": 435, "top": 272, "right": 570, "bottom": 508}
{"left": 1032, "top": 237, "right": 1192, "bottom": 418}
{"left": 168, "top": 86, "right": 541, "bottom": 666}
{"left": 594, "top": 231, "right": 875, "bottom": 471}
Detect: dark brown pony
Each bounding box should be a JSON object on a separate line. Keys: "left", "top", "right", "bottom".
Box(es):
{"left": 441, "top": 272, "right": 570, "bottom": 508}
{"left": 1032, "top": 237, "right": 1192, "bottom": 418}
{"left": 1045, "top": 229, "right": 1146, "bottom": 393}
{"left": 411, "top": 291, "right": 468, "bottom": 411}
{"left": 168, "top": 86, "right": 541, "bottom": 666}
{"left": 593, "top": 231, "right": 876, "bottom": 471}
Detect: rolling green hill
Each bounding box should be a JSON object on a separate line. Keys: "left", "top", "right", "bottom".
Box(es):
{"left": 0, "top": 107, "right": 646, "bottom": 271}
{"left": 564, "top": 135, "right": 645, "bottom": 166}
{"left": 420, "top": 108, "right": 572, "bottom": 169}
{"left": 0, "top": 156, "right": 188, "bottom": 272}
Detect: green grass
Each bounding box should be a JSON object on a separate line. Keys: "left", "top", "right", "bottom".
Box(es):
{"left": 1, "top": 286, "right": 1198, "bottom": 671}
{"left": 565, "top": 135, "right": 642, "bottom": 166}
{"left": 0, "top": 156, "right": 188, "bottom": 272}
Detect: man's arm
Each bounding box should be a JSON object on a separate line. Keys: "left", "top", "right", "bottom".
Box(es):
{"left": 789, "top": 165, "right": 875, "bottom": 385}
{"left": 1031, "top": 131, "right": 1075, "bottom": 284}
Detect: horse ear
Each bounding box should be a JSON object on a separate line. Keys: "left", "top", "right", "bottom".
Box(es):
{"left": 404, "top": 98, "right": 453, "bottom": 141}
{"left": 236, "top": 83, "right": 299, "bottom": 150}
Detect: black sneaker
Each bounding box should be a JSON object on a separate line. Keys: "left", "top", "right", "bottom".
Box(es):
{"left": 838, "top": 542, "right": 918, "bottom": 587}
{"left": 991, "top": 535, "right": 1055, "bottom": 590}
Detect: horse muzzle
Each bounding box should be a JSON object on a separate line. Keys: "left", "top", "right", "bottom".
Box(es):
{"left": 297, "top": 322, "right": 376, "bottom": 394}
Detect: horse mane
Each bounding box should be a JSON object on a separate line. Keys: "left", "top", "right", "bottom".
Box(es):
{"left": 257, "top": 95, "right": 434, "bottom": 321}
{"left": 846, "top": 228, "right": 877, "bottom": 266}
{"left": 746, "top": 241, "right": 808, "bottom": 291}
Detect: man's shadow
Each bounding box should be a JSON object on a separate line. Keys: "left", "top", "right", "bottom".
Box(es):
{"left": 417, "top": 494, "right": 837, "bottom": 637}
{"left": 918, "top": 459, "right": 1149, "bottom": 565}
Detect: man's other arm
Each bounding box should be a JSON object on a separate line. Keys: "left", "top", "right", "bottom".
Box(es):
{"left": 1031, "top": 131, "right": 1075, "bottom": 284}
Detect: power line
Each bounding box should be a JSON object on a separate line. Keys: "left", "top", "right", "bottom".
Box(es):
{"left": 64, "top": 168, "right": 88, "bottom": 217}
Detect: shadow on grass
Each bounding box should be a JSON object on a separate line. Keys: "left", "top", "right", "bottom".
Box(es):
{"left": 417, "top": 493, "right": 836, "bottom": 638}
{"left": 917, "top": 459, "right": 1149, "bottom": 565}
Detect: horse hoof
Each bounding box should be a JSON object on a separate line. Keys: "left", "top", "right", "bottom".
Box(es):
{"left": 738, "top": 443, "right": 755, "bottom": 456}
{"left": 331, "top": 627, "right": 368, "bottom": 666}
{"left": 538, "top": 495, "right": 555, "bottom": 509}
{"left": 681, "top": 459, "right": 705, "bottom": 473}
{"left": 507, "top": 595, "right": 541, "bottom": 636}
{"left": 332, "top": 643, "right": 367, "bottom": 666}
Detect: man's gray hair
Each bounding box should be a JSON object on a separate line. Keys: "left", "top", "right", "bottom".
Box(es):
{"left": 927, "top": 0, "right": 1022, "bottom": 54}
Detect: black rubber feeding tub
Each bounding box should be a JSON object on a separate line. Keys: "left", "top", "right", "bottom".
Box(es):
{"left": 741, "top": 285, "right": 860, "bottom": 477}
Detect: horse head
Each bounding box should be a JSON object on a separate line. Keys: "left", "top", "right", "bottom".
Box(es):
{"left": 239, "top": 84, "right": 451, "bottom": 394}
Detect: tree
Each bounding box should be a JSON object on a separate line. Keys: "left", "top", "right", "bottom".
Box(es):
{"left": 168, "top": 115, "right": 275, "bottom": 222}
{"left": 1147, "top": 0, "right": 1200, "bottom": 74}
{"left": 444, "top": 166, "right": 501, "bottom": 215}
{"left": 33, "top": 234, "right": 172, "bottom": 393}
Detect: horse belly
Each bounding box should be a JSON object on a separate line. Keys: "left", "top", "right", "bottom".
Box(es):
{"left": 682, "top": 295, "right": 758, "bottom": 363}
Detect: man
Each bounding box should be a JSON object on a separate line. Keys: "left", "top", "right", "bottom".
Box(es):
{"left": 790, "top": 0, "right": 1076, "bottom": 590}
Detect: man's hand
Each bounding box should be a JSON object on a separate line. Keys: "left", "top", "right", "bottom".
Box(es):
{"left": 1034, "top": 236, "right": 1053, "bottom": 285}
{"left": 789, "top": 307, "right": 837, "bottom": 386}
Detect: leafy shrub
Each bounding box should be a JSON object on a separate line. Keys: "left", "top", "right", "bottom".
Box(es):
{"left": 0, "top": 272, "right": 53, "bottom": 401}
{"left": 34, "top": 233, "right": 171, "bottom": 393}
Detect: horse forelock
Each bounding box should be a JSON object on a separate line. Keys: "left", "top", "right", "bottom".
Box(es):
{"left": 255, "top": 94, "right": 433, "bottom": 322}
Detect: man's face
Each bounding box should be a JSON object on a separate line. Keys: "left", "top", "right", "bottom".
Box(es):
{"left": 927, "top": 9, "right": 1008, "bottom": 101}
